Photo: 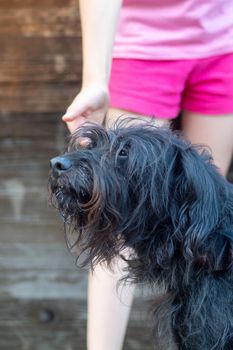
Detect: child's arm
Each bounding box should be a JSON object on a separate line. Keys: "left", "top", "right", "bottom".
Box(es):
{"left": 63, "top": 0, "right": 122, "bottom": 132}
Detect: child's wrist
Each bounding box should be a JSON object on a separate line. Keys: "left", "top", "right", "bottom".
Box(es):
{"left": 82, "top": 64, "right": 110, "bottom": 88}
{"left": 81, "top": 79, "right": 109, "bottom": 93}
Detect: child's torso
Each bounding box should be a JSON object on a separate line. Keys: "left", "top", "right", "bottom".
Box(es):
{"left": 113, "top": 0, "right": 233, "bottom": 59}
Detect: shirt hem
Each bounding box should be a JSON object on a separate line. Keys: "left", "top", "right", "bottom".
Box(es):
{"left": 112, "top": 47, "right": 233, "bottom": 61}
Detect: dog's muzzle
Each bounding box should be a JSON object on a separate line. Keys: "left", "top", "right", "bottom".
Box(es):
{"left": 50, "top": 156, "right": 72, "bottom": 176}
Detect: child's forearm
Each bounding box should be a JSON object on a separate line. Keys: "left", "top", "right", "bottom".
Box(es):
{"left": 79, "top": 0, "right": 122, "bottom": 86}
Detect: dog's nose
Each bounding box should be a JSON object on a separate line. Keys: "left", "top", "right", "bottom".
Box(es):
{"left": 50, "top": 156, "right": 72, "bottom": 174}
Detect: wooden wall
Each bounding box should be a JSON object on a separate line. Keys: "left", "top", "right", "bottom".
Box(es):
{"left": 0, "top": 0, "right": 81, "bottom": 113}
{"left": 0, "top": 1, "right": 154, "bottom": 349}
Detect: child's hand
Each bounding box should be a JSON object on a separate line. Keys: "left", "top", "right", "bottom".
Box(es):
{"left": 62, "top": 83, "right": 109, "bottom": 133}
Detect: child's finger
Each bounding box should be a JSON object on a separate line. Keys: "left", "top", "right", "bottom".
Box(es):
{"left": 62, "top": 98, "right": 90, "bottom": 121}
{"left": 62, "top": 113, "right": 75, "bottom": 122}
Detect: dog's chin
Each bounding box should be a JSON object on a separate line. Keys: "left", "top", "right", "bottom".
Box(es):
{"left": 54, "top": 186, "right": 91, "bottom": 210}
{"left": 49, "top": 185, "right": 88, "bottom": 228}
{"left": 50, "top": 170, "right": 92, "bottom": 203}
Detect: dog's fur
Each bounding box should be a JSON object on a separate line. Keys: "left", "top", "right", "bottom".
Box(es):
{"left": 49, "top": 120, "right": 233, "bottom": 350}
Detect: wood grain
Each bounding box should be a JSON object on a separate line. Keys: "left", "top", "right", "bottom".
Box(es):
{"left": 0, "top": 37, "right": 81, "bottom": 83}
{"left": 0, "top": 299, "right": 154, "bottom": 350}
{"left": 0, "top": 83, "right": 79, "bottom": 112}
{"left": 0, "top": 0, "right": 82, "bottom": 112}
{"left": 0, "top": 8, "right": 80, "bottom": 36}
{"left": 0, "top": 0, "right": 77, "bottom": 9}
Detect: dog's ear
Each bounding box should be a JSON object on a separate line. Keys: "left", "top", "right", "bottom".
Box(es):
{"left": 176, "top": 145, "right": 223, "bottom": 257}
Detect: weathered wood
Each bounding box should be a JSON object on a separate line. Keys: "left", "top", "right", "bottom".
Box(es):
{"left": 0, "top": 299, "right": 87, "bottom": 350}
{"left": 0, "top": 8, "right": 80, "bottom": 36}
{"left": 0, "top": 37, "right": 81, "bottom": 83}
{"left": 0, "top": 299, "right": 154, "bottom": 350}
{"left": 0, "top": 0, "right": 77, "bottom": 9}
{"left": 0, "top": 113, "right": 68, "bottom": 175}
{"left": 0, "top": 112, "right": 67, "bottom": 148}
{"left": 0, "top": 0, "right": 82, "bottom": 112}
{"left": 0, "top": 83, "right": 79, "bottom": 112}
{"left": 0, "top": 113, "right": 66, "bottom": 225}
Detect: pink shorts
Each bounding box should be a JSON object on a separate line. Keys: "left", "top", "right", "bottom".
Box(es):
{"left": 109, "top": 53, "right": 233, "bottom": 119}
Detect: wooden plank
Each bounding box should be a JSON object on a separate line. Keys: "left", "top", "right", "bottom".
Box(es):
{"left": 0, "top": 222, "right": 66, "bottom": 243}
{"left": 0, "top": 268, "right": 87, "bottom": 300}
{"left": 0, "top": 190, "right": 52, "bottom": 224}
{"left": 0, "top": 0, "right": 82, "bottom": 111}
{"left": 0, "top": 300, "right": 87, "bottom": 350}
{"left": 0, "top": 112, "right": 67, "bottom": 140}
{"left": 0, "top": 221, "right": 88, "bottom": 301}
{"left": 0, "top": 113, "right": 68, "bottom": 168}
{"left": 0, "top": 8, "right": 80, "bottom": 36}
{"left": 0, "top": 214, "right": 155, "bottom": 349}
{"left": 0, "top": 37, "right": 81, "bottom": 83}
{"left": 0, "top": 220, "right": 154, "bottom": 304}
{"left": 0, "top": 0, "right": 77, "bottom": 9}
{"left": 0, "top": 112, "right": 67, "bottom": 224}
{"left": 0, "top": 82, "right": 79, "bottom": 112}
{"left": 0, "top": 299, "right": 154, "bottom": 350}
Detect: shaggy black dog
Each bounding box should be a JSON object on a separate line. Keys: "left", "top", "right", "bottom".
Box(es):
{"left": 49, "top": 120, "right": 233, "bottom": 350}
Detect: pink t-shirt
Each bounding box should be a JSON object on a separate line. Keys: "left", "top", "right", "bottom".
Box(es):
{"left": 113, "top": 0, "right": 233, "bottom": 60}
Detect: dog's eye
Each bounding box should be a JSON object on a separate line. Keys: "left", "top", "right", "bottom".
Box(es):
{"left": 118, "top": 148, "right": 128, "bottom": 157}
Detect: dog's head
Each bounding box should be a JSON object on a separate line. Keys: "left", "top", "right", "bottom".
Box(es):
{"left": 49, "top": 119, "right": 233, "bottom": 279}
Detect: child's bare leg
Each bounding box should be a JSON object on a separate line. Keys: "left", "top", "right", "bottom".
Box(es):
{"left": 87, "top": 107, "right": 170, "bottom": 350}
{"left": 87, "top": 259, "right": 135, "bottom": 350}
{"left": 182, "top": 112, "right": 233, "bottom": 176}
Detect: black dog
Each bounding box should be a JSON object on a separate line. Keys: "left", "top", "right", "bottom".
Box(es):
{"left": 49, "top": 120, "right": 233, "bottom": 350}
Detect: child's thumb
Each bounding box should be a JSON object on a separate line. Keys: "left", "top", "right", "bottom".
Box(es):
{"left": 62, "top": 113, "right": 76, "bottom": 122}
{"left": 62, "top": 100, "right": 88, "bottom": 122}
